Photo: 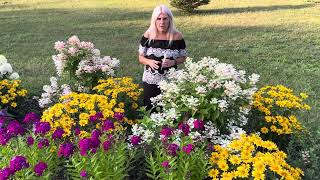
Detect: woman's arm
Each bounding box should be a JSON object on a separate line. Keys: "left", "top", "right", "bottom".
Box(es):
{"left": 162, "top": 56, "right": 186, "bottom": 68}
{"left": 139, "top": 54, "right": 160, "bottom": 70}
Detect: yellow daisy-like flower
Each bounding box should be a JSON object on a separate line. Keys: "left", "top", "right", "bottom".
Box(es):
{"left": 260, "top": 127, "right": 269, "bottom": 134}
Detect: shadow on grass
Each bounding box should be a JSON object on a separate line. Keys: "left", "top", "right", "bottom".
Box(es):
{"left": 192, "top": 4, "right": 315, "bottom": 15}
{"left": 0, "top": 2, "right": 27, "bottom": 9}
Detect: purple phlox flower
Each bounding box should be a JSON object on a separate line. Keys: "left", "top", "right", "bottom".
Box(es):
{"left": 178, "top": 123, "right": 190, "bottom": 136}
{"left": 9, "top": 156, "right": 29, "bottom": 173}
{"left": 89, "top": 137, "right": 100, "bottom": 149}
{"left": 38, "top": 138, "right": 49, "bottom": 149}
{"left": 34, "top": 162, "right": 47, "bottom": 176}
{"left": 102, "top": 120, "right": 114, "bottom": 131}
{"left": 23, "top": 112, "right": 40, "bottom": 124}
{"left": 103, "top": 140, "right": 112, "bottom": 152}
{"left": 79, "top": 138, "right": 92, "bottom": 156}
{"left": 91, "top": 129, "right": 101, "bottom": 139}
{"left": 58, "top": 143, "right": 74, "bottom": 158}
{"left": 0, "top": 133, "right": 11, "bottom": 146}
{"left": 52, "top": 128, "right": 64, "bottom": 140}
{"left": 7, "top": 120, "right": 25, "bottom": 136}
{"left": 182, "top": 144, "right": 194, "bottom": 155}
{"left": 167, "top": 143, "right": 179, "bottom": 156}
{"left": 80, "top": 170, "right": 88, "bottom": 177}
{"left": 26, "top": 136, "right": 34, "bottom": 146}
{"left": 130, "top": 135, "right": 141, "bottom": 146}
{"left": 160, "top": 127, "right": 173, "bottom": 138}
{"left": 161, "top": 160, "right": 170, "bottom": 168}
{"left": 89, "top": 112, "right": 104, "bottom": 122}
{"left": 113, "top": 112, "right": 124, "bottom": 121}
{"left": 193, "top": 119, "right": 204, "bottom": 130}
{"left": 0, "top": 167, "right": 12, "bottom": 180}
{"left": 34, "top": 122, "right": 51, "bottom": 135}
{"left": 74, "top": 127, "right": 80, "bottom": 136}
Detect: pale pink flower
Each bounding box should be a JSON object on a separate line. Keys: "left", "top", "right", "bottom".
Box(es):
{"left": 80, "top": 41, "right": 94, "bottom": 50}
{"left": 67, "top": 35, "right": 80, "bottom": 45}
{"left": 54, "top": 41, "right": 66, "bottom": 52}
{"left": 68, "top": 47, "right": 78, "bottom": 56}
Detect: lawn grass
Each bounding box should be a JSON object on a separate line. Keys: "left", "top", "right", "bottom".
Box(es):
{"left": 0, "top": 0, "right": 319, "bottom": 127}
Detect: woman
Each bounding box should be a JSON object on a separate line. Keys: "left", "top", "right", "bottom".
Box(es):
{"left": 138, "top": 4, "right": 187, "bottom": 111}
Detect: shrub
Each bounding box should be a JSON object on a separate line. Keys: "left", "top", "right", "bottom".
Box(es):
{"left": 169, "top": 0, "right": 211, "bottom": 12}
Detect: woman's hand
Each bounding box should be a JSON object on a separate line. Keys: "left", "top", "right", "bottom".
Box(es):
{"left": 162, "top": 59, "right": 176, "bottom": 68}
{"left": 147, "top": 60, "right": 161, "bottom": 70}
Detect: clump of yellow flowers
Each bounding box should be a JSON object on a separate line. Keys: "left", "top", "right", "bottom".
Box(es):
{"left": 41, "top": 77, "right": 142, "bottom": 138}
{"left": 93, "top": 77, "right": 142, "bottom": 111}
{"left": 252, "top": 85, "right": 311, "bottom": 135}
{"left": 0, "top": 79, "right": 27, "bottom": 108}
{"left": 208, "top": 134, "right": 304, "bottom": 180}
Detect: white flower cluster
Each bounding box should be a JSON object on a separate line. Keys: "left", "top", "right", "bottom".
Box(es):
{"left": 37, "top": 77, "right": 72, "bottom": 108}
{"left": 0, "top": 55, "right": 20, "bottom": 80}
{"left": 52, "top": 35, "right": 120, "bottom": 77}
{"left": 130, "top": 124, "right": 155, "bottom": 144}
{"left": 151, "top": 57, "right": 259, "bottom": 126}
{"left": 75, "top": 55, "right": 120, "bottom": 77}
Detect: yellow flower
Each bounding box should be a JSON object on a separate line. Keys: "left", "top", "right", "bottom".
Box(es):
{"left": 10, "top": 102, "right": 17, "bottom": 108}
{"left": 208, "top": 168, "right": 219, "bottom": 178}
{"left": 217, "top": 160, "right": 229, "bottom": 171}
{"left": 260, "top": 127, "right": 269, "bottom": 134}
{"left": 229, "top": 155, "right": 241, "bottom": 165}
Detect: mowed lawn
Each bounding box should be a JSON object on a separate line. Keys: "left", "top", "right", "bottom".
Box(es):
{"left": 0, "top": 0, "right": 319, "bottom": 126}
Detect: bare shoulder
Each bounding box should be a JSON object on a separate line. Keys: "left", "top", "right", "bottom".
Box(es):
{"left": 143, "top": 31, "right": 150, "bottom": 38}
{"left": 173, "top": 32, "right": 183, "bottom": 40}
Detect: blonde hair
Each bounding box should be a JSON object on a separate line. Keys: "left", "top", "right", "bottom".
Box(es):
{"left": 147, "top": 4, "right": 178, "bottom": 43}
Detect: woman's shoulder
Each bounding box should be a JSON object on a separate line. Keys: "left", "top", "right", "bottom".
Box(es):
{"left": 173, "top": 31, "right": 183, "bottom": 41}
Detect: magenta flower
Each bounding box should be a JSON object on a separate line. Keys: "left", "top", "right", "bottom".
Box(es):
{"left": 34, "top": 122, "right": 51, "bottom": 135}
{"left": 114, "top": 112, "right": 124, "bottom": 121}
{"left": 79, "top": 138, "right": 91, "bottom": 156}
{"left": 58, "top": 143, "right": 74, "bottom": 158}
{"left": 103, "top": 140, "right": 112, "bottom": 152}
{"left": 193, "top": 119, "right": 204, "bottom": 130}
{"left": 91, "top": 130, "right": 101, "bottom": 139}
{"left": 89, "top": 137, "right": 100, "bottom": 149}
{"left": 74, "top": 127, "right": 80, "bottom": 136}
{"left": 167, "top": 143, "right": 179, "bottom": 156}
{"left": 37, "top": 138, "right": 49, "bottom": 149}
{"left": 7, "top": 121, "right": 25, "bottom": 136}
{"left": 0, "top": 133, "right": 11, "bottom": 146}
{"left": 80, "top": 170, "right": 88, "bottom": 177}
{"left": 9, "top": 156, "right": 29, "bottom": 173}
{"left": 130, "top": 135, "right": 141, "bottom": 145}
{"left": 161, "top": 160, "right": 170, "bottom": 168}
{"left": 89, "top": 112, "right": 104, "bottom": 122}
{"left": 0, "top": 167, "right": 12, "bottom": 179}
{"left": 26, "top": 136, "right": 34, "bottom": 146}
{"left": 160, "top": 127, "right": 173, "bottom": 138}
{"left": 23, "top": 112, "right": 40, "bottom": 124}
{"left": 182, "top": 144, "right": 194, "bottom": 155}
{"left": 34, "top": 162, "right": 47, "bottom": 176}
{"left": 178, "top": 123, "right": 190, "bottom": 136}
{"left": 52, "top": 128, "right": 64, "bottom": 140}
{"left": 102, "top": 120, "right": 114, "bottom": 131}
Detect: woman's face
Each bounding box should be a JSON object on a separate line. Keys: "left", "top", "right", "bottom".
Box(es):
{"left": 156, "top": 12, "right": 170, "bottom": 34}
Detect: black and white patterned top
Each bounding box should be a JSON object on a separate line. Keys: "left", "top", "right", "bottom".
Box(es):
{"left": 139, "top": 36, "right": 187, "bottom": 85}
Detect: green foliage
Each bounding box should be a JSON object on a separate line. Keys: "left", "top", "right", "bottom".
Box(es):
{"left": 66, "top": 139, "right": 132, "bottom": 179}
{"left": 286, "top": 129, "right": 320, "bottom": 179}
{"left": 0, "top": 135, "right": 60, "bottom": 179}
{"left": 145, "top": 143, "right": 209, "bottom": 179}
{"left": 169, "top": 0, "right": 210, "bottom": 12}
